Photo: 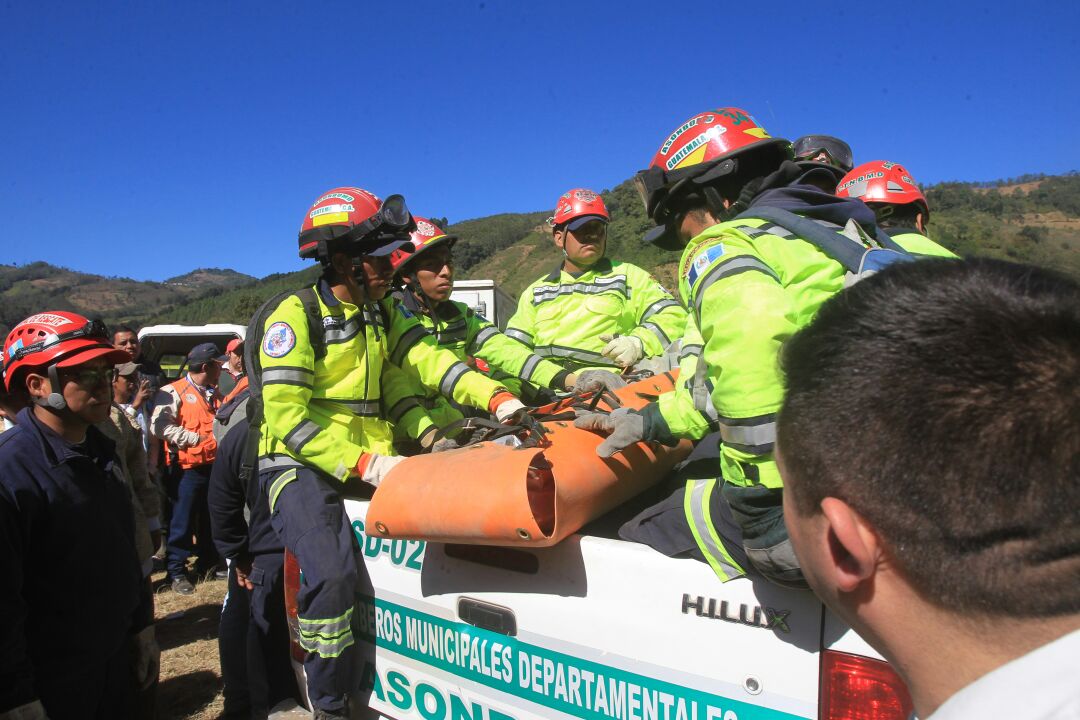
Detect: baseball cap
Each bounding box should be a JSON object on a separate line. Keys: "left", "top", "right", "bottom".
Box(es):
{"left": 187, "top": 343, "right": 225, "bottom": 366}
{"left": 115, "top": 361, "right": 140, "bottom": 376}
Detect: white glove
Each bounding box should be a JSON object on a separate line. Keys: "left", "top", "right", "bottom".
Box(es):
{"left": 599, "top": 334, "right": 645, "bottom": 367}
{"left": 494, "top": 398, "right": 527, "bottom": 423}
{"left": 359, "top": 454, "right": 407, "bottom": 487}
{"left": 0, "top": 700, "right": 50, "bottom": 720}
{"left": 131, "top": 625, "right": 160, "bottom": 691}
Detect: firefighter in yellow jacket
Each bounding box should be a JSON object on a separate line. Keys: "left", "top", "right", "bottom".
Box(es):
{"left": 836, "top": 160, "right": 958, "bottom": 258}
{"left": 387, "top": 217, "right": 583, "bottom": 440}
{"left": 505, "top": 189, "right": 686, "bottom": 376}
{"left": 257, "top": 187, "right": 523, "bottom": 720}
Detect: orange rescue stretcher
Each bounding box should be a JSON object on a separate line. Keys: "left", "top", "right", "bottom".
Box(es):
{"left": 365, "top": 372, "right": 691, "bottom": 547}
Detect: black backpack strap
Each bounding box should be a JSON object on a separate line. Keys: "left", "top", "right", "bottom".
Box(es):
{"left": 294, "top": 286, "right": 326, "bottom": 361}
{"left": 239, "top": 287, "right": 320, "bottom": 484}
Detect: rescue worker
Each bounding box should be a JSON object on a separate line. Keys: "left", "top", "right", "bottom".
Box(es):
{"left": 577, "top": 108, "right": 886, "bottom": 588}
{"left": 210, "top": 409, "right": 300, "bottom": 719}
{"left": 837, "top": 160, "right": 958, "bottom": 258}
{"left": 0, "top": 311, "right": 158, "bottom": 720}
{"left": 505, "top": 189, "right": 687, "bottom": 376}
{"left": 389, "top": 217, "right": 579, "bottom": 431}
{"left": 151, "top": 342, "right": 225, "bottom": 594}
{"left": 791, "top": 135, "right": 854, "bottom": 172}
{"left": 257, "top": 187, "right": 523, "bottom": 720}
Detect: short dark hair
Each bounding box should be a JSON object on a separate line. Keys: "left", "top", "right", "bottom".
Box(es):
{"left": 871, "top": 201, "right": 924, "bottom": 233}
{"left": 112, "top": 325, "right": 138, "bottom": 340}
{"left": 779, "top": 258, "right": 1080, "bottom": 617}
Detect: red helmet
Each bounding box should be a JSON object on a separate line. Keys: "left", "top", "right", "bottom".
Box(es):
{"left": 635, "top": 108, "right": 791, "bottom": 248}
{"left": 298, "top": 186, "right": 415, "bottom": 260}
{"left": 550, "top": 188, "right": 609, "bottom": 230}
{"left": 3, "top": 311, "right": 130, "bottom": 391}
{"left": 837, "top": 160, "right": 929, "bottom": 219}
{"left": 390, "top": 218, "right": 458, "bottom": 275}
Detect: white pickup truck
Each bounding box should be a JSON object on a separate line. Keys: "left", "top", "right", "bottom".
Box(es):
{"left": 285, "top": 488, "right": 913, "bottom": 720}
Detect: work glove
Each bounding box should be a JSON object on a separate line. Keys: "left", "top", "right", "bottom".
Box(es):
{"left": 599, "top": 334, "right": 644, "bottom": 367}
{"left": 572, "top": 370, "right": 628, "bottom": 394}
{"left": 357, "top": 454, "right": 407, "bottom": 487}
{"left": 131, "top": 625, "right": 160, "bottom": 691}
{"left": 494, "top": 398, "right": 527, "bottom": 423}
{"left": 0, "top": 701, "right": 49, "bottom": 720}
{"left": 417, "top": 425, "right": 439, "bottom": 452}
{"left": 430, "top": 437, "right": 461, "bottom": 453}
{"left": 573, "top": 407, "right": 645, "bottom": 457}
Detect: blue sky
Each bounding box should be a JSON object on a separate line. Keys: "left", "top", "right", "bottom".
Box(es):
{"left": 2, "top": 1, "right": 1078, "bottom": 281}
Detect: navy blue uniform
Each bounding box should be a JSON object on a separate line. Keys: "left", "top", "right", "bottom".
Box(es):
{"left": 209, "top": 411, "right": 298, "bottom": 717}
{"left": 0, "top": 407, "right": 151, "bottom": 719}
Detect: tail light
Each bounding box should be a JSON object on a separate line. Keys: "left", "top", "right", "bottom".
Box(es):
{"left": 283, "top": 549, "right": 306, "bottom": 663}
{"left": 820, "top": 650, "right": 914, "bottom": 720}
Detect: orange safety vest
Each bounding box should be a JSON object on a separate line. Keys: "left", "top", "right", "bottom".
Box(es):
{"left": 222, "top": 375, "right": 249, "bottom": 405}
{"left": 167, "top": 377, "right": 220, "bottom": 468}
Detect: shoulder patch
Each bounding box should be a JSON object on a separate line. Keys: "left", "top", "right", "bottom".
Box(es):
{"left": 685, "top": 243, "right": 725, "bottom": 287}
{"left": 263, "top": 322, "right": 296, "bottom": 358}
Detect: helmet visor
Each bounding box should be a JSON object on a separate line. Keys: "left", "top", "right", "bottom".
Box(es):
{"left": 792, "top": 135, "right": 853, "bottom": 171}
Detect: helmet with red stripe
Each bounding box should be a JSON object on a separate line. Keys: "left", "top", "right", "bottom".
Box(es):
{"left": 635, "top": 107, "right": 791, "bottom": 249}
{"left": 390, "top": 218, "right": 458, "bottom": 276}
{"left": 3, "top": 311, "right": 130, "bottom": 393}
{"left": 298, "top": 186, "right": 416, "bottom": 260}
{"left": 550, "top": 188, "right": 609, "bottom": 230}
{"left": 837, "top": 160, "right": 930, "bottom": 220}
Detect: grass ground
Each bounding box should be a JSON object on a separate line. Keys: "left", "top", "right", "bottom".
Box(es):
{"left": 152, "top": 570, "right": 227, "bottom": 720}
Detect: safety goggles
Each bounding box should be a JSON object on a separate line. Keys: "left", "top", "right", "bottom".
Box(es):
{"left": 10, "top": 318, "right": 110, "bottom": 362}
{"left": 339, "top": 194, "right": 416, "bottom": 251}
{"left": 61, "top": 365, "right": 118, "bottom": 388}
{"left": 791, "top": 136, "right": 853, "bottom": 171}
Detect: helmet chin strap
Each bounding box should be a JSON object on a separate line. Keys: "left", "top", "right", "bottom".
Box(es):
{"left": 31, "top": 365, "right": 67, "bottom": 411}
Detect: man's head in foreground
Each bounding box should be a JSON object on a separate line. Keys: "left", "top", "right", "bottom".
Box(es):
{"left": 778, "top": 258, "right": 1080, "bottom": 717}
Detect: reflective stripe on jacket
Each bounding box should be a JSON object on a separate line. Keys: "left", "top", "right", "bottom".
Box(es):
{"left": 164, "top": 377, "right": 219, "bottom": 468}
{"left": 505, "top": 258, "right": 687, "bottom": 373}
{"left": 400, "top": 294, "right": 570, "bottom": 411}
{"left": 258, "top": 281, "right": 507, "bottom": 480}
{"left": 668, "top": 217, "right": 849, "bottom": 490}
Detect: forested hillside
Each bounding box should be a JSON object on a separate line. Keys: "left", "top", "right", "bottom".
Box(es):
{"left": 0, "top": 264, "right": 255, "bottom": 337}
{"left": 3, "top": 173, "right": 1077, "bottom": 333}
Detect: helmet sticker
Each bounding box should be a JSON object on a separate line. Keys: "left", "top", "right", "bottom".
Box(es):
{"left": 415, "top": 220, "right": 437, "bottom": 238}
{"left": 837, "top": 171, "right": 884, "bottom": 194}
{"left": 660, "top": 117, "right": 702, "bottom": 155}
{"left": 263, "top": 322, "right": 297, "bottom": 358}
{"left": 315, "top": 192, "right": 355, "bottom": 205}
{"left": 21, "top": 313, "right": 69, "bottom": 328}
{"left": 310, "top": 204, "right": 355, "bottom": 219}
{"left": 574, "top": 189, "right": 599, "bottom": 203}
{"left": 6, "top": 339, "right": 24, "bottom": 359}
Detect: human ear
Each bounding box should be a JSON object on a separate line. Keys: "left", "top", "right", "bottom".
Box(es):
{"left": 553, "top": 229, "right": 565, "bottom": 251}
{"left": 25, "top": 372, "right": 50, "bottom": 400}
{"left": 820, "top": 497, "right": 881, "bottom": 593}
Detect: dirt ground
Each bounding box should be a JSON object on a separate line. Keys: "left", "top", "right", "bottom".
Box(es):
{"left": 152, "top": 570, "right": 227, "bottom": 720}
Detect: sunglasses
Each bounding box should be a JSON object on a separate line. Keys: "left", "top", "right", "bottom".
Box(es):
{"left": 61, "top": 366, "right": 118, "bottom": 388}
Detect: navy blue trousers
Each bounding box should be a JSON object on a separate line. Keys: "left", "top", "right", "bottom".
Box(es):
{"left": 167, "top": 464, "right": 219, "bottom": 579}
{"left": 261, "top": 467, "right": 358, "bottom": 715}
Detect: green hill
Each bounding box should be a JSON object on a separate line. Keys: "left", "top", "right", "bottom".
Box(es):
{"left": 0, "top": 264, "right": 256, "bottom": 337}
{"left": 4, "top": 173, "right": 1077, "bottom": 334}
